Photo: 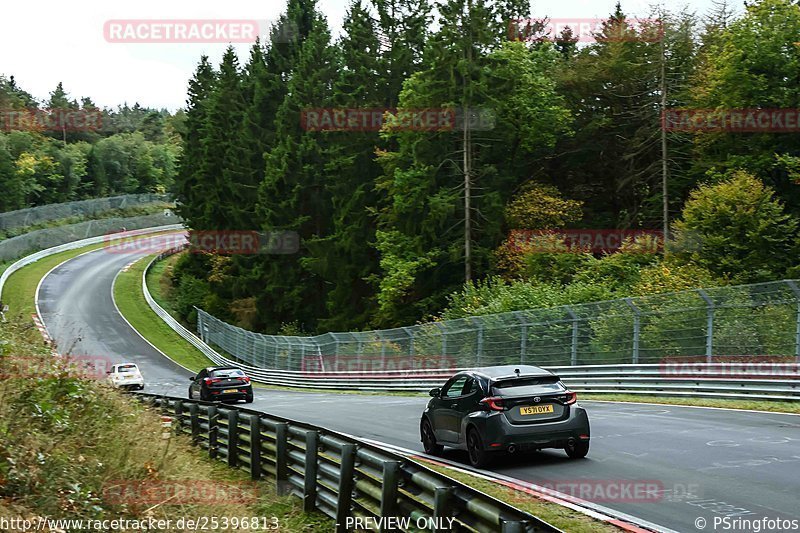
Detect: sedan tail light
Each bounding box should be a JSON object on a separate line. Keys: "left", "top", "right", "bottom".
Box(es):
{"left": 480, "top": 397, "right": 505, "bottom": 411}
{"left": 204, "top": 377, "right": 221, "bottom": 385}
{"left": 239, "top": 376, "right": 251, "bottom": 383}
{"left": 565, "top": 391, "right": 577, "bottom": 405}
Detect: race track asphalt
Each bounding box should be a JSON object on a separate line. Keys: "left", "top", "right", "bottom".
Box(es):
{"left": 37, "top": 245, "right": 800, "bottom": 533}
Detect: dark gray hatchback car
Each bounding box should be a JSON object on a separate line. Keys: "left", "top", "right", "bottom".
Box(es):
{"left": 420, "top": 365, "right": 590, "bottom": 467}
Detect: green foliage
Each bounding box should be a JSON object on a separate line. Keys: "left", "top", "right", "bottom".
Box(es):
{"left": 505, "top": 183, "right": 583, "bottom": 230}
{"left": 671, "top": 171, "right": 799, "bottom": 282}
{"left": 0, "top": 77, "right": 181, "bottom": 210}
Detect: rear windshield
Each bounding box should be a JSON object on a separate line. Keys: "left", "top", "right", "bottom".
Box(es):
{"left": 491, "top": 376, "right": 564, "bottom": 396}
{"left": 118, "top": 364, "right": 138, "bottom": 373}
{"left": 211, "top": 368, "right": 245, "bottom": 378}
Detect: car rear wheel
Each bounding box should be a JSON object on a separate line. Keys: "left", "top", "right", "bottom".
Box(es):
{"left": 467, "top": 428, "right": 489, "bottom": 468}
{"left": 565, "top": 440, "right": 589, "bottom": 459}
{"left": 421, "top": 419, "right": 443, "bottom": 455}
{"left": 244, "top": 393, "right": 253, "bottom": 403}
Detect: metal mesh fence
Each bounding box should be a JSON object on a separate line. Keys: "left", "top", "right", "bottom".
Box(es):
{"left": 196, "top": 280, "right": 800, "bottom": 371}
{"left": 0, "top": 212, "right": 181, "bottom": 262}
{"left": 0, "top": 193, "right": 171, "bottom": 231}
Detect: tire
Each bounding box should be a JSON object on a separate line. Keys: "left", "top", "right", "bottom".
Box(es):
{"left": 467, "top": 428, "right": 490, "bottom": 468}
{"left": 421, "top": 419, "right": 443, "bottom": 455}
{"left": 199, "top": 388, "right": 210, "bottom": 402}
{"left": 245, "top": 393, "right": 254, "bottom": 404}
{"left": 188, "top": 387, "right": 194, "bottom": 399}
{"left": 565, "top": 440, "right": 590, "bottom": 459}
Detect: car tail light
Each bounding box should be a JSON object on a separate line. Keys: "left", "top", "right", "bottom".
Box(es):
{"left": 565, "top": 391, "right": 577, "bottom": 405}
{"left": 204, "top": 377, "right": 221, "bottom": 385}
{"left": 239, "top": 376, "right": 250, "bottom": 383}
{"left": 480, "top": 397, "right": 504, "bottom": 411}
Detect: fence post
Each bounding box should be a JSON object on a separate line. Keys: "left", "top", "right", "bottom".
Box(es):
{"left": 380, "top": 461, "right": 400, "bottom": 532}
{"left": 303, "top": 430, "right": 319, "bottom": 513}
{"left": 624, "top": 298, "right": 641, "bottom": 364}
{"left": 514, "top": 312, "right": 527, "bottom": 364}
{"left": 189, "top": 402, "right": 200, "bottom": 443}
{"left": 697, "top": 289, "right": 714, "bottom": 363}
{"left": 207, "top": 405, "right": 218, "bottom": 459}
{"left": 433, "top": 487, "right": 455, "bottom": 533}
{"left": 473, "top": 318, "right": 484, "bottom": 366}
{"left": 785, "top": 280, "right": 800, "bottom": 362}
{"left": 565, "top": 306, "right": 578, "bottom": 366}
{"left": 335, "top": 444, "right": 356, "bottom": 533}
{"left": 249, "top": 414, "right": 261, "bottom": 480}
{"left": 275, "top": 423, "right": 289, "bottom": 495}
{"left": 402, "top": 327, "right": 415, "bottom": 356}
{"left": 227, "top": 409, "right": 239, "bottom": 468}
{"left": 435, "top": 323, "right": 448, "bottom": 367}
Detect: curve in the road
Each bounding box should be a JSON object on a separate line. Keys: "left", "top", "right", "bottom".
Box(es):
{"left": 36, "top": 246, "right": 800, "bottom": 533}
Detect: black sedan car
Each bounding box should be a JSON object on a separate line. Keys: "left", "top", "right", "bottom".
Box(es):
{"left": 420, "top": 365, "right": 590, "bottom": 467}
{"left": 189, "top": 366, "right": 253, "bottom": 403}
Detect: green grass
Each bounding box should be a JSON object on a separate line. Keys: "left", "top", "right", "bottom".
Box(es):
{"left": 2, "top": 242, "right": 111, "bottom": 318}
{"left": 113, "top": 255, "right": 213, "bottom": 372}
{"left": 0, "top": 317, "right": 331, "bottom": 532}
{"left": 420, "top": 461, "right": 621, "bottom": 532}
{"left": 581, "top": 394, "right": 800, "bottom": 414}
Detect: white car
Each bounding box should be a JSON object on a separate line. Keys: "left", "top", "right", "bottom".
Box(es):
{"left": 107, "top": 363, "right": 145, "bottom": 390}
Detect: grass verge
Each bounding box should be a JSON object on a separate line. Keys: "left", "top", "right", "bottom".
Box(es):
{"left": 114, "top": 255, "right": 213, "bottom": 373}
{"left": 0, "top": 318, "right": 331, "bottom": 531}
{"left": 2, "top": 242, "right": 112, "bottom": 319}
{"left": 581, "top": 394, "right": 800, "bottom": 414}
{"left": 420, "top": 461, "right": 622, "bottom": 532}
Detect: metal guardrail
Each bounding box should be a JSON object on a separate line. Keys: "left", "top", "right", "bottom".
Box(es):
{"left": 0, "top": 224, "right": 184, "bottom": 304}
{"left": 141, "top": 252, "right": 800, "bottom": 401}
{"left": 133, "top": 392, "right": 558, "bottom": 533}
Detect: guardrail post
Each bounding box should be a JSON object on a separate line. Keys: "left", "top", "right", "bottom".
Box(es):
{"left": 189, "top": 403, "right": 200, "bottom": 443}
{"left": 433, "top": 487, "right": 455, "bottom": 533}
{"left": 249, "top": 414, "right": 261, "bottom": 480}
{"left": 501, "top": 521, "right": 526, "bottom": 533}
{"left": 227, "top": 409, "right": 239, "bottom": 468}
{"left": 624, "top": 298, "right": 641, "bottom": 364}
{"left": 174, "top": 399, "right": 183, "bottom": 427}
{"left": 697, "top": 289, "right": 714, "bottom": 362}
{"left": 207, "top": 405, "right": 218, "bottom": 459}
{"left": 785, "top": 280, "right": 800, "bottom": 362}
{"left": 380, "top": 461, "right": 400, "bottom": 529}
{"left": 565, "top": 306, "right": 578, "bottom": 366}
{"left": 275, "top": 423, "right": 289, "bottom": 495}
{"left": 304, "top": 430, "right": 319, "bottom": 513}
{"left": 335, "top": 444, "right": 356, "bottom": 533}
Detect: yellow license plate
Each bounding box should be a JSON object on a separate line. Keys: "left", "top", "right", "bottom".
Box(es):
{"left": 224, "top": 389, "right": 239, "bottom": 393}
{"left": 520, "top": 405, "right": 554, "bottom": 416}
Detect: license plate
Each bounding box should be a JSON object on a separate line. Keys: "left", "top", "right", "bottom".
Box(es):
{"left": 520, "top": 405, "right": 554, "bottom": 416}
{"left": 223, "top": 389, "right": 238, "bottom": 393}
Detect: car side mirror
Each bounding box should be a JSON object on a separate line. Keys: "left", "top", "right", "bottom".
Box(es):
{"left": 189, "top": 376, "right": 195, "bottom": 381}
{"left": 429, "top": 387, "right": 441, "bottom": 397}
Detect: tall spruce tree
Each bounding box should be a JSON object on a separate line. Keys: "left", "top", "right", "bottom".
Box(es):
{"left": 174, "top": 56, "right": 216, "bottom": 228}
{"left": 256, "top": 9, "right": 340, "bottom": 332}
